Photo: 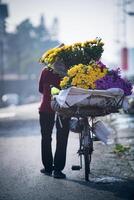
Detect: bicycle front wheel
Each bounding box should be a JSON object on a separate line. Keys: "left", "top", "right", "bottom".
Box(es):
{"left": 84, "top": 147, "right": 92, "bottom": 181}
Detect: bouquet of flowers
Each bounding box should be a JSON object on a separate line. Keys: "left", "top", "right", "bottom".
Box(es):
{"left": 39, "top": 38, "right": 104, "bottom": 76}
{"left": 55, "top": 60, "right": 132, "bottom": 116}
{"left": 60, "top": 60, "right": 132, "bottom": 96}
{"left": 40, "top": 38, "right": 132, "bottom": 116}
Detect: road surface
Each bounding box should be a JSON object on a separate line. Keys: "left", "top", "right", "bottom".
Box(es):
{"left": 0, "top": 103, "right": 134, "bottom": 200}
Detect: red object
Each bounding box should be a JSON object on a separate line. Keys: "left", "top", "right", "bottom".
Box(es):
{"left": 39, "top": 68, "right": 61, "bottom": 112}
{"left": 121, "top": 47, "right": 128, "bottom": 71}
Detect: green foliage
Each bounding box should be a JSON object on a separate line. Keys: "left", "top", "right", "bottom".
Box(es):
{"left": 113, "top": 144, "right": 130, "bottom": 154}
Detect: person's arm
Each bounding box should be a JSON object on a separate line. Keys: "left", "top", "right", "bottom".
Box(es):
{"left": 39, "top": 69, "right": 51, "bottom": 94}
{"left": 39, "top": 69, "right": 61, "bottom": 97}
{"left": 39, "top": 71, "right": 44, "bottom": 94}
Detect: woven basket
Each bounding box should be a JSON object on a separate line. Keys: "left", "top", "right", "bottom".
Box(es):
{"left": 51, "top": 95, "right": 124, "bottom": 118}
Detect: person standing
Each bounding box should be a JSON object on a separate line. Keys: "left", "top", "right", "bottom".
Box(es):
{"left": 39, "top": 67, "right": 70, "bottom": 179}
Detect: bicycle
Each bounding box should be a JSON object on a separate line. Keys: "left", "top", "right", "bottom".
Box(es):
{"left": 51, "top": 91, "right": 125, "bottom": 181}
{"left": 70, "top": 115, "right": 94, "bottom": 181}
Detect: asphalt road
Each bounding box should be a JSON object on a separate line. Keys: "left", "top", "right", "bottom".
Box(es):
{"left": 0, "top": 103, "right": 134, "bottom": 200}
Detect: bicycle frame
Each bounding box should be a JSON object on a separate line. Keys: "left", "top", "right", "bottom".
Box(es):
{"left": 72, "top": 116, "right": 94, "bottom": 181}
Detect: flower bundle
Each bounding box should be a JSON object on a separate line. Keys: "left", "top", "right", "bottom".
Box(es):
{"left": 39, "top": 37, "right": 132, "bottom": 97}
{"left": 60, "top": 61, "right": 132, "bottom": 96}
{"left": 39, "top": 38, "right": 104, "bottom": 69}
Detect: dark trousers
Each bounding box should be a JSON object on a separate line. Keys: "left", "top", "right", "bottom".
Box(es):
{"left": 39, "top": 112, "right": 70, "bottom": 172}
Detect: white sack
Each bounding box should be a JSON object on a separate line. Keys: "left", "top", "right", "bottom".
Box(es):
{"left": 56, "top": 87, "right": 124, "bottom": 108}
{"left": 93, "top": 121, "right": 112, "bottom": 144}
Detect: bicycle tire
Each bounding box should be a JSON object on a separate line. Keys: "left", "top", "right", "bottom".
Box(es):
{"left": 84, "top": 147, "right": 92, "bottom": 181}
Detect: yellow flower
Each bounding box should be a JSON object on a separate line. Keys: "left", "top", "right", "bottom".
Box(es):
{"left": 67, "top": 66, "right": 78, "bottom": 77}
{"left": 60, "top": 76, "right": 70, "bottom": 88}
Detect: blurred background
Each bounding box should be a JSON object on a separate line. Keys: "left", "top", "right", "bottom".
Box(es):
{"left": 0, "top": 0, "right": 134, "bottom": 107}
{"left": 0, "top": 1, "right": 134, "bottom": 194}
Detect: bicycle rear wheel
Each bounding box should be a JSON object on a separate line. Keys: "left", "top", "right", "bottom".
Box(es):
{"left": 84, "top": 147, "right": 92, "bottom": 181}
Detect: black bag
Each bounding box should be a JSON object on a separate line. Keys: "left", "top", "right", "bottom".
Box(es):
{"left": 69, "top": 117, "right": 84, "bottom": 133}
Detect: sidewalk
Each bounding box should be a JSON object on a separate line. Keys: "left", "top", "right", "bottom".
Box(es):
{"left": 125, "top": 147, "right": 134, "bottom": 174}
{"left": 88, "top": 141, "right": 134, "bottom": 181}
{"left": 64, "top": 129, "right": 134, "bottom": 183}
{"left": 92, "top": 114, "right": 134, "bottom": 180}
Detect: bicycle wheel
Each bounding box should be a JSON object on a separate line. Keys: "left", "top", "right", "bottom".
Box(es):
{"left": 84, "top": 147, "right": 92, "bottom": 181}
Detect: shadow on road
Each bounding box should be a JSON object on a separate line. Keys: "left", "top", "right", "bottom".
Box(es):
{"left": 66, "top": 177, "right": 134, "bottom": 200}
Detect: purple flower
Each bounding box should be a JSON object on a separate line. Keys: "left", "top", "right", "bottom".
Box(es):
{"left": 95, "top": 68, "right": 132, "bottom": 96}
{"left": 96, "top": 61, "right": 106, "bottom": 69}
{"left": 96, "top": 61, "right": 107, "bottom": 72}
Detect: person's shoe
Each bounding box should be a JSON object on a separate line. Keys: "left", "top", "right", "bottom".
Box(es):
{"left": 53, "top": 170, "right": 66, "bottom": 179}
{"left": 40, "top": 168, "right": 52, "bottom": 176}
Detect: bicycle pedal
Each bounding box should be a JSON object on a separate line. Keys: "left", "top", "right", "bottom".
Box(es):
{"left": 71, "top": 165, "right": 81, "bottom": 170}
{"left": 93, "top": 136, "right": 100, "bottom": 141}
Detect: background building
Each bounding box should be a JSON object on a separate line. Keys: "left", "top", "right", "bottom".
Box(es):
{"left": 0, "top": 1, "right": 60, "bottom": 106}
